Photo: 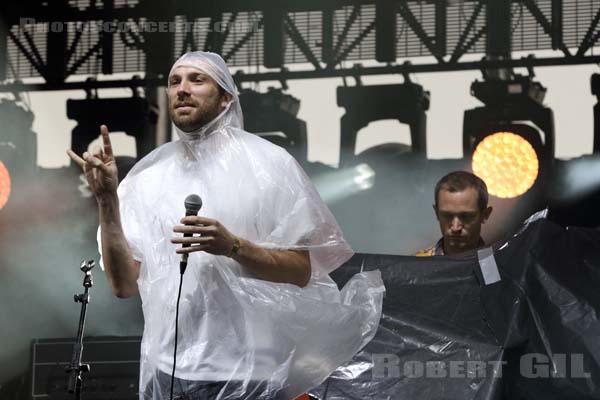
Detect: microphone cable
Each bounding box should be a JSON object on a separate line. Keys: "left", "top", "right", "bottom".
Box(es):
{"left": 170, "top": 194, "right": 202, "bottom": 400}
{"left": 170, "top": 269, "right": 185, "bottom": 400}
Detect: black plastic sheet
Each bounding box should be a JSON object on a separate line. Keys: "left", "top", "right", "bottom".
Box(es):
{"left": 312, "top": 216, "right": 600, "bottom": 400}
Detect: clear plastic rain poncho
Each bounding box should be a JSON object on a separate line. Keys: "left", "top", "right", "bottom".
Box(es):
{"left": 110, "top": 52, "right": 385, "bottom": 399}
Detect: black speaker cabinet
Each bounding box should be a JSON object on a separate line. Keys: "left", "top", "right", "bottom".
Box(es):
{"left": 31, "top": 336, "right": 141, "bottom": 400}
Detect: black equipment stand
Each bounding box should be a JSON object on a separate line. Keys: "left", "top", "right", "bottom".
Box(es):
{"left": 65, "top": 260, "right": 95, "bottom": 400}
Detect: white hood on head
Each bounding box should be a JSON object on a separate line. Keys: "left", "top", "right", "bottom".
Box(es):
{"left": 168, "top": 51, "right": 244, "bottom": 141}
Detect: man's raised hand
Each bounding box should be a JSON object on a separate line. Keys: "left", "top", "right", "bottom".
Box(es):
{"left": 66, "top": 125, "right": 119, "bottom": 200}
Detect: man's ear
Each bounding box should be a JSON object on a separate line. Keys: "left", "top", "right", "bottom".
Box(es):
{"left": 433, "top": 204, "right": 439, "bottom": 220}
{"left": 481, "top": 206, "right": 493, "bottom": 223}
{"left": 221, "top": 91, "right": 233, "bottom": 107}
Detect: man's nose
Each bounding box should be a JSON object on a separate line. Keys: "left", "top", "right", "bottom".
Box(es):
{"left": 177, "top": 80, "right": 191, "bottom": 96}
{"left": 450, "top": 217, "right": 462, "bottom": 232}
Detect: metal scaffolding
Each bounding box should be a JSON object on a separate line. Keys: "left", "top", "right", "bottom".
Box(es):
{"left": 1, "top": 0, "right": 599, "bottom": 91}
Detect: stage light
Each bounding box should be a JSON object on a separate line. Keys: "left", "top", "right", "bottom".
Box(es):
{"left": 238, "top": 88, "right": 307, "bottom": 163}
{"left": 0, "top": 98, "right": 37, "bottom": 210}
{"left": 463, "top": 76, "right": 555, "bottom": 199}
{"left": 353, "top": 163, "right": 375, "bottom": 191}
{"left": 67, "top": 94, "right": 158, "bottom": 166}
{"left": 312, "top": 163, "right": 375, "bottom": 204}
{"left": 0, "top": 161, "right": 10, "bottom": 210}
{"left": 472, "top": 131, "right": 539, "bottom": 198}
{"left": 337, "top": 80, "right": 429, "bottom": 166}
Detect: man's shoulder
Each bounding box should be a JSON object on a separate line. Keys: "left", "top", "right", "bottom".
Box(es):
{"left": 234, "top": 129, "right": 293, "bottom": 161}
{"left": 415, "top": 245, "right": 437, "bottom": 257}
{"left": 415, "top": 238, "right": 444, "bottom": 257}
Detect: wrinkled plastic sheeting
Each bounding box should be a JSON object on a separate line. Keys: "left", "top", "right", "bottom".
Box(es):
{"left": 115, "top": 134, "right": 386, "bottom": 399}
{"left": 139, "top": 270, "right": 384, "bottom": 400}
{"left": 311, "top": 216, "right": 600, "bottom": 400}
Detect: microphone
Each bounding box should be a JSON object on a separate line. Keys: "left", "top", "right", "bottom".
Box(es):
{"left": 180, "top": 194, "right": 202, "bottom": 274}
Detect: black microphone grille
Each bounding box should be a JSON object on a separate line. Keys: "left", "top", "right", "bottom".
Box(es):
{"left": 184, "top": 194, "right": 203, "bottom": 214}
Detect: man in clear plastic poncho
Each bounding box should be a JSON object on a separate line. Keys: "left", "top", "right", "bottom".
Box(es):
{"left": 67, "top": 51, "right": 384, "bottom": 399}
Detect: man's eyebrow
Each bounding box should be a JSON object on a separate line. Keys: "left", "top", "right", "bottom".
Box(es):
{"left": 187, "top": 71, "right": 208, "bottom": 78}
{"left": 169, "top": 71, "right": 208, "bottom": 80}
{"left": 438, "top": 210, "right": 477, "bottom": 216}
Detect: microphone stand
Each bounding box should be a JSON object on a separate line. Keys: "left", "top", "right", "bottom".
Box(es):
{"left": 65, "top": 260, "right": 95, "bottom": 400}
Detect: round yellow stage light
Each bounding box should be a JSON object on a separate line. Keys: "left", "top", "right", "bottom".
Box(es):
{"left": 0, "top": 161, "right": 11, "bottom": 210}
{"left": 472, "top": 131, "right": 539, "bottom": 198}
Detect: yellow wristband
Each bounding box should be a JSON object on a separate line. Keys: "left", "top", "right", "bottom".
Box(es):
{"left": 227, "top": 237, "right": 241, "bottom": 258}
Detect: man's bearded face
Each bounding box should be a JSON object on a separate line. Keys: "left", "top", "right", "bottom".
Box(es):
{"left": 168, "top": 66, "right": 227, "bottom": 133}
